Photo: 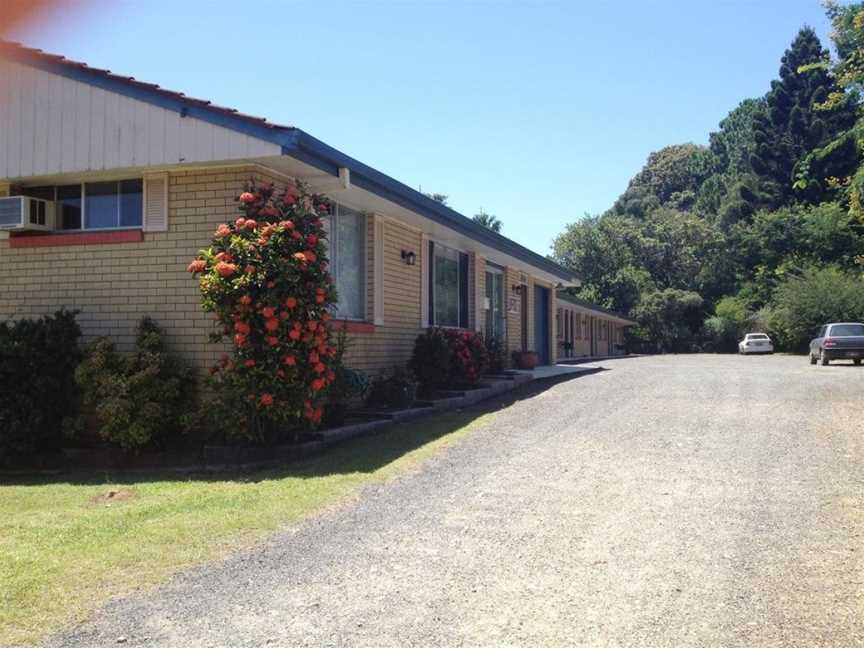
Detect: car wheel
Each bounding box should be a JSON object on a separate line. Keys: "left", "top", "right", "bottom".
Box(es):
{"left": 820, "top": 350, "right": 830, "bottom": 366}
{"left": 810, "top": 352, "right": 817, "bottom": 365}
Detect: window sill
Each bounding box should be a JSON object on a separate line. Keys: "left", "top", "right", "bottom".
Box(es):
{"left": 9, "top": 230, "right": 144, "bottom": 248}
{"left": 332, "top": 319, "right": 376, "bottom": 334}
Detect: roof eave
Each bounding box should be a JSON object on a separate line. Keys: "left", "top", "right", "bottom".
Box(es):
{"left": 281, "top": 130, "right": 578, "bottom": 283}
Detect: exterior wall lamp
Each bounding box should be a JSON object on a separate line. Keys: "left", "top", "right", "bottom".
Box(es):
{"left": 401, "top": 250, "right": 416, "bottom": 266}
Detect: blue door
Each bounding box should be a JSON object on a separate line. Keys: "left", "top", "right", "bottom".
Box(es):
{"left": 534, "top": 285, "right": 550, "bottom": 364}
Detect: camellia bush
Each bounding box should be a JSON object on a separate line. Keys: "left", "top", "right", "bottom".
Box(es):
{"left": 188, "top": 181, "right": 338, "bottom": 441}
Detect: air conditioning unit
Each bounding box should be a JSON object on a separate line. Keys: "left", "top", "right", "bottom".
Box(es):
{"left": 0, "top": 196, "right": 55, "bottom": 231}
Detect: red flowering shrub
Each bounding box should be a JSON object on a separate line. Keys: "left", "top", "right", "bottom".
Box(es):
{"left": 189, "top": 181, "right": 337, "bottom": 440}
{"left": 409, "top": 328, "right": 489, "bottom": 393}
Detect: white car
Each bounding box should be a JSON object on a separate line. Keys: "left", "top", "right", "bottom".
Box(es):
{"left": 738, "top": 333, "right": 774, "bottom": 354}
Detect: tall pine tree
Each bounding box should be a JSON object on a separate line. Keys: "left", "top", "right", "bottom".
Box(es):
{"left": 749, "top": 28, "right": 857, "bottom": 206}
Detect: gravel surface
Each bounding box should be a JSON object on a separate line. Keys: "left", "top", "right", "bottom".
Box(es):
{"left": 43, "top": 355, "right": 864, "bottom": 647}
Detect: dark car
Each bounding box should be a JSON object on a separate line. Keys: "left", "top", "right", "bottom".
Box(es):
{"left": 809, "top": 322, "right": 864, "bottom": 366}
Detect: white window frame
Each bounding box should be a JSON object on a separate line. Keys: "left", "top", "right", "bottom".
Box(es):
{"left": 326, "top": 201, "right": 368, "bottom": 322}
{"left": 484, "top": 262, "right": 506, "bottom": 340}
{"left": 430, "top": 240, "right": 469, "bottom": 329}
{"left": 27, "top": 180, "right": 144, "bottom": 232}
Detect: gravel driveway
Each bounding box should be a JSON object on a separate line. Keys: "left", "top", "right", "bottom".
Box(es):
{"left": 44, "top": 355, "right": 864, "bottom": 647}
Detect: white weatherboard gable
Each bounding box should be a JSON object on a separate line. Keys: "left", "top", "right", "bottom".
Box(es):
{"left": 0, "top": 60, "right": 281, "bottom": 181}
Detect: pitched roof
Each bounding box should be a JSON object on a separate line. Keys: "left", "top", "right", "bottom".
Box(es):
{"left": 0, "top": 40, "right": 577, "bottom": 282}
{"left": 0, "top": 40, "right": 293, "bottom": 134}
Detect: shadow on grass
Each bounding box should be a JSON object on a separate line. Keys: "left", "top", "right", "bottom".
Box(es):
{"left": 4, "top": 368, "right": 607, "bottom": 487}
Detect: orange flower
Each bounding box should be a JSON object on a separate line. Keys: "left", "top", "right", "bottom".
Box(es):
{"left": 293, "top": 252, "right": 307, "bottom": 263}
{"left": 265, "top": 318, "right": 280, "bottom": 332}
{"left": 235, "top": 217, "right": 247, "bottom": 229}
{"left": 244, "top": 265, "right": 256, "bottom": 274}
{"left": 243, "top": 219, "right": 257, "bottom": 231}
{"left": 308, "top": 321, "right": 318, "bottom": 332}
{"left": 262, "top": 306, "right": 276, "bottom": 319}
{"left": 279, "top": 311, "right": 289, "bottom": 321}
{"left": 233, "top": 334, "right": 247, "bottom": 347}
{"left": 291, "top": 231, "right": 303, "bottom": 240}
{"left": 289, "top": 329, "right": 301, "bottom": 341}
{"left": 244, "top": 359, "right": 256, "bottom": 368}
{"left": 326, "top": 370, "right": 336, "bottom": 382}
{"left": 309, "top": 351, "right": 320, "bottom": 364}
{"left": 187, "top": 259, "right": 206, "bottom": 273}
{"left": 259, "top": 393, "right": 274, "bottom": 407}
{"left": 304, "top": 251, "right": 317, "bottom": 263}
{"left": 215, "top": 224, "right": 232, "bottom": 238}
{"left": 278, "top": 220, "right": 294, "bottom": 230}
{"left": 285, "top": 297, "right": 297, "bottom": 308}
{"left": 239, "top": 295, "right": 252, "bottom": 306}
{"left": 239, "top": 192, "right": 256, "bottom": 204}
{"left": 311, "top": 378, "right": 325, "bottom": 391}
{"left": 315, "top": 295, "right": 325, "bottom": 304}
{"left": 234, "top": 321, "right": 251, "bottom": 335}
{"left": 283, "top": 354, "right": 297, "bottom": 366}
{"left": 216, "top": 262, "right": 237, "bottom": 277}
{"left": 266, "top": 336, "right": 279, "bottom": 347}
{"left": 314, "top": 362, "right": 326, "bottom": 374}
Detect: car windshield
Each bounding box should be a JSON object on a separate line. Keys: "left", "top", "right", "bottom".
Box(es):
{"left": 829, "top": 324, "right": 864, "bottom": 337}
{"left": 747, "top": 334, "right": 769, "bottom": 339}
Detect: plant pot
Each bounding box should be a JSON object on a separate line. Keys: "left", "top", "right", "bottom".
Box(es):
{"left": 512, "top": 351, "right": 539, "bottom": 370}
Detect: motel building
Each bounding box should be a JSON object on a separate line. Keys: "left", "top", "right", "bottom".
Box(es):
{"left": 0, "top": 42, "right": 632, "bottom": 376}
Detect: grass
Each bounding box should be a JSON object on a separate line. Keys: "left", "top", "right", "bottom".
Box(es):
{"left": 0, "top": 409, "right": 492, "bottom": 647}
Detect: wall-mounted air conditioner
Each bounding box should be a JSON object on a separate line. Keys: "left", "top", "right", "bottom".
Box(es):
{"left": 0, "top": 196, "right": 55, "bottom": 231}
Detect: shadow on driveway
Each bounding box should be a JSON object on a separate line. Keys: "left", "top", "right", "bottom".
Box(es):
{"left": 5, "top": 368, "right": 608, "bottom": 488}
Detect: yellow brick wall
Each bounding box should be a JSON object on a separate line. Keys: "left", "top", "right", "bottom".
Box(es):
{"left": 342, "top": 219, "right": 423, "bottom": 375}
{"left": 0, "top": 166, "right": 258, "bottom": 375}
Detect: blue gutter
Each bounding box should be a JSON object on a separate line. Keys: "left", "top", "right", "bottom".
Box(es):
{"left": 7, "top": 45, "right": 577, "bottom": 283}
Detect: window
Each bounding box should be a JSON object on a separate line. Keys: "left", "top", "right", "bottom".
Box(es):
{"left": 24, "top": 180, "right": 143, "bottom": 230}
{"left": 323, "top": 203, "right": 366, "bottom": 320}
{"left": 429, "top": 241, "right": 468, "bottom": 328}
{"left": 485, "top": 266, "right": 505, "bottom": 340}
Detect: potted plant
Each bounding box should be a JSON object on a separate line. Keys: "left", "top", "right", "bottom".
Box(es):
{"left": 512, "top": 350, "right": 539, "bottom": 369}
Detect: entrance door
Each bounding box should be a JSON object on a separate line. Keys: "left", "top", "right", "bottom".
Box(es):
{"left": 533, "top": 285, "right": 550, "bottom": 364}
{"left": 520, "top": 286, "right": 528, "bottom": 351}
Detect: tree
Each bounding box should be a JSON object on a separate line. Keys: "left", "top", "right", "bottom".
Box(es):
{"left": 632, "top": 289, "right": 705, "bottom": 353}
{"left": 767, "top": 265, "right": 864, "bottom": 351}
{"left": 423, "top": 192, "right": 449, "bottom": 205}
{"left": 472, "top": 209, "right": 502, "bottom": 233}
{"left": 749, "top": 28, "right": 857, "bottom": 205}
{"left": 611, "top": 144, "right": 716, "bottom": 217}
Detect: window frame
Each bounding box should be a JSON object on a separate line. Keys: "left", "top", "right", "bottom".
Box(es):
{"left": 484, "top": 262, "right": 506, "bottom": 340}
{"left": 325, "top": 201, "right": 368, "bottom": 322}
{"left": 429, "top": 239, "right": 469, "bottom": 329}
{"left": 24, "top": 180, "right": 144, "bottom": 232}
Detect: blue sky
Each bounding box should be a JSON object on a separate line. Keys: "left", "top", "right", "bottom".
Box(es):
{"left": 13, "top": 0, "right": 832, "bottom": 255}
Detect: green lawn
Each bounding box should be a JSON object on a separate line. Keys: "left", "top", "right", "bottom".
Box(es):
{"left": 0, "top": 410, "right": 490, "bottom": 647}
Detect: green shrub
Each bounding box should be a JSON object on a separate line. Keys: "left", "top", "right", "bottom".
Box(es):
{"left": 409, "top": 327, "right": 489, "bottom": 393}
{"left": 73, "top": 318, "right": 196, "bottom": 450}
{"left": 766, "top": 265, "right": 864, "bottom": 351}
{"left": 367, "top": 366, "right": 418, "bottom": 409}
{"left": 485, "top": 335, "right": 507, "bottom": 372}
{"left": 0, "top": 310, "right": 82, "bottom": 461}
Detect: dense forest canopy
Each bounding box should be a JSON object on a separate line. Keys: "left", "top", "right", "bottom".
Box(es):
{"left": 552, "top": 4, "right": 864, "bottom": 353}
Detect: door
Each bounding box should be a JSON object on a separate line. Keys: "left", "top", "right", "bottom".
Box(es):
{"left": 533, "top": 285, "right": 550, "bottom": 364}
{"left": 520, "top": 286, "right": 529, "bottom": 351}
{"left": 484, "top": 268, "right": 505, "bottom": 340}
